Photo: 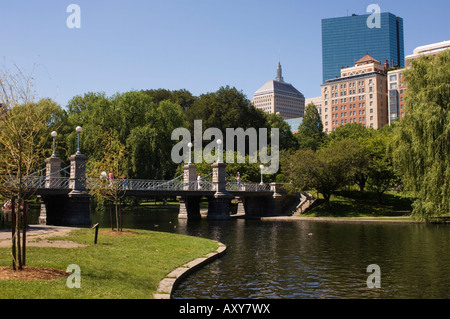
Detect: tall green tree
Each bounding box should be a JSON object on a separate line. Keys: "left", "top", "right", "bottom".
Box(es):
{"left": 66, "top": 91, "right": 186, "bottom": 180}
{"left": 295, "top": 102, "right": 325, "bottom": 150}
{"left": 142, "top": 88, "right": 197, "bottom": 111}
{"left": 185, "top": 86, "right": 267, "bottom": 148}
{"left": 127, "top": 99, "right": 186, "bottom": 179}
{"left": 264, "top": 112, "right": 299, "bottom": 150}
{"left": 86, "top": 130, "right": 128, "bottom": 231}
{"left": 393, "top": 50, "right": 450, "bottom": 220}
{"left": 281, "top": 139, "right": 362, "bottom": 207}
{"left": 366, "top": 127, "right": 398, "bottom": 204}
{"left": 66, "top": 92, "right": 116, "bottom": 159}
{"left": 329, "top": 123, "right": 373, "bottom": 192}
{"left": 328, "top": 122, "right": 372, "bottom": 142}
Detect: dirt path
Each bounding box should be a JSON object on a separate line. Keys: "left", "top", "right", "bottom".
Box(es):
{"left": 0, "top": 225, "right": 88, "bottom": 248}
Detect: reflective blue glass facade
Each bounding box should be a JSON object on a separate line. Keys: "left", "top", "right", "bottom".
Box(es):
{"left": 322, "top": 13, "right": 404, "bottom": 83}
{"left": 285, "top": 117, "right": 303, "bottom": 133}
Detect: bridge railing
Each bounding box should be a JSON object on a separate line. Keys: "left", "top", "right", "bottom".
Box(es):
{"left": 25, "top": 176, "right": 46, "bottom": 189}
{"left": 186, "top": 180, "right": 214, "bottom": 191}
{"left": 233, "top": 182, "right": 271, "bottom": 192}
{"left": 8, "top": 175, "right": 271, "bottom": 193}
{"left": 7, "top": 176, "right": 71, "bottom": 189}
{"left": 85, "top": 176, "right": 188, "bottom": 192}
{"left": 46, "top": 177, "right": 70, "bottom": 189}
{"left": 226, "top": 181, "right": 239, "bottom": 191}
{"left": 128, "top": 179, "right": 186, "bottom": 191}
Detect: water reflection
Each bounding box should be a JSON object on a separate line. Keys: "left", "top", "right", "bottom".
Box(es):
{"left": 172, "top": 218, "right": 450, "bottom": 299}
{"left": 29, "top": 206, "right": 450, "bottom": 299}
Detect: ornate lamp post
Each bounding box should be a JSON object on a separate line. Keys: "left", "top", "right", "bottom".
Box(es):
{"left": 76, "top": 126, "right": 82, "bottom": 155}
{"left": 51, "top": 131, "right": 58, "bottom": 157}
{"left": 260, "top": 164, "right": 264, "bottom": 185}
{"left": 188, "top": 142, "right": 193, "bottom": 165}
{"left": 217, "top": 139, "right": 223, "bottom": 163}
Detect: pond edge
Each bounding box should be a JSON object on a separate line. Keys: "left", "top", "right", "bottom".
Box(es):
{"left": 153, "top": 240, "right": 227, "bottom": 299}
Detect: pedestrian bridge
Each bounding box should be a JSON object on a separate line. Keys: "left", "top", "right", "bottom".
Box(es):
{"left": 19, "top": 152, "right": 291, "bottom": 227}
{"left": 26, "top": 172, "right": 273, "bottom": 195}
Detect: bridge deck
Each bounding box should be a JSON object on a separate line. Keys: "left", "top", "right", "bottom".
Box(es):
{"left": 34, "top": 188, "right": 272, "bottom": 197}
{"left": 28, "top": 177, "right": 273, "bottom": 197}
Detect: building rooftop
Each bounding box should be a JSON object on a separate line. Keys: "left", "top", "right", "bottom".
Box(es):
{"left": 406, "top": 40, "right": 450, "bottom": 59}
{"left": 355, "top": 53, "right": 381, "bottom": 66}
{"left": 254, "top": 80, "right": 304, "bottom": 99}
{"left": 254, "top": 61, "right": 305, "bottom": 99}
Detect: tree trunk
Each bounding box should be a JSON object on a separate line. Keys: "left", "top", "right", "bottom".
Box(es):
{"left": 115, "top": 203, "right": 119, "bottom": 231}
{"left": 22, "top": 201, "right": 27, "bottom": 267}
{"left": 323, "top": 193, "right": 332, "bottom": 213}
{"left": 109, "top": 201, "right": 113, "bottom": 231}
{"left": 377, "top": 190, "right": 383, "bottom": 205}
{"left": 358, "top": 182, "right": 365, "bottom": 192}
{"left": 11, "top": 198, "right": 16, "bottom": 270}
{"left": 119, "top": 203, "right": 122, "bottom": 232}
{"left": 355, "top": 175, "right": 367, "bottom": 192}
{"left": 15, "top": 200, "right": 22, "bottom": 270}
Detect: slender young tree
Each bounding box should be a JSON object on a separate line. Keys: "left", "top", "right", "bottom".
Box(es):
{"left": 0, "top": 64, "right": 53, "bottom": 270}
{"left": 85, "top": 130, "right": 128, "bottom": 231}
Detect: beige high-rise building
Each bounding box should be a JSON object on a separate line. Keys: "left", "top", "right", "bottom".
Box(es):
{"left": 405, "top": 40, "right": 450, "bottom": 66}
{"left": 252, "top": 62, "right": 305, "bottom": 120}
{"left": 387, "top": 40, "right": 450, "bottom": 124}
{"left": 320, "top": 53, "right": 389, "bottom": 133}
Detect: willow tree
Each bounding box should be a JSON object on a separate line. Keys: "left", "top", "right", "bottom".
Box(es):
{"left": 0, "top": 65, "right": 53, "bottom": 270}
{"left": 392, "top": 50, "right": 450, "bottom": 220}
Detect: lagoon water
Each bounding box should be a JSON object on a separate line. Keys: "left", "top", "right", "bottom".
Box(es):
{"left": 87, "top": 207, "right": 450, "bottom": 299}
{"left": 30, "top": 206, "right": 450, "bottom": 299}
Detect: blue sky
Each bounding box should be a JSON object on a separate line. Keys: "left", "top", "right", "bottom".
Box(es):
{"left": 2, "top": 0, "right": 449, "bottom": 107}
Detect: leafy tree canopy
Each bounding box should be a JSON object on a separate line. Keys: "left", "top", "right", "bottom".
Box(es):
{"left": 392, "top": 50, "right": 450, "bottom": 219}
{"left": 294, "top": 102, "right": 326, "bottom": 150}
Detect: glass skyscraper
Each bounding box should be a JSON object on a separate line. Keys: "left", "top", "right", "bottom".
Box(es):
{"left": 322, "top": 12, "right": 404, "bottom": 83}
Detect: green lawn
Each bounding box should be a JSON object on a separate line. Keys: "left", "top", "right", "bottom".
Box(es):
{"left": 0, "top": 228, "right": 218, "bottom": 299}
{"left": 305, "top": 190, "right": 415, "bottom": 218}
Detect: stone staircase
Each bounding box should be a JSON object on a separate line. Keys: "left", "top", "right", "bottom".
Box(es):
{"left": 291, "top": 193, "right": 317, "bottom": 216}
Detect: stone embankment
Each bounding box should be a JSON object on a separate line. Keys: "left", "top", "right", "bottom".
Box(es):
{"left": 153, "top": 241, "right": 227, "bottom": 299}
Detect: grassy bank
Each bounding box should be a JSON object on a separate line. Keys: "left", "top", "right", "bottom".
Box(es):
{"left": 0, "top": 228, "right": 218, "bottom": 298}
{"left": 304, "top": 190, "right": 415, "bottom": 218}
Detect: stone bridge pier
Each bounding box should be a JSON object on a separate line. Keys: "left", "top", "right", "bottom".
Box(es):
{"left": 178, "top": 161, "right": 234, "bottom": 221}
{"left": 39, "top": 152, "right": 92, "bottom": 227}
{"left": 240, "top": 183, "right": 285, "bottom": 219}
{"left": 207, "top": 162, "right": 234, "bottom": 220}
{"left": 179, "top": 162, "right": 287, "bottom": 221}
{"left": 178, "top": 163, "right": 202, "bottom": 220}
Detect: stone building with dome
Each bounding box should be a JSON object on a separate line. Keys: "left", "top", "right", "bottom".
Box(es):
{"left": 252, "top": 62, "right": 305, "bottom": 120}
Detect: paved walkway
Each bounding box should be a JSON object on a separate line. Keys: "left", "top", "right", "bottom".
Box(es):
{"left": 0, "top": 225, "right": 86, "bottom": 248}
